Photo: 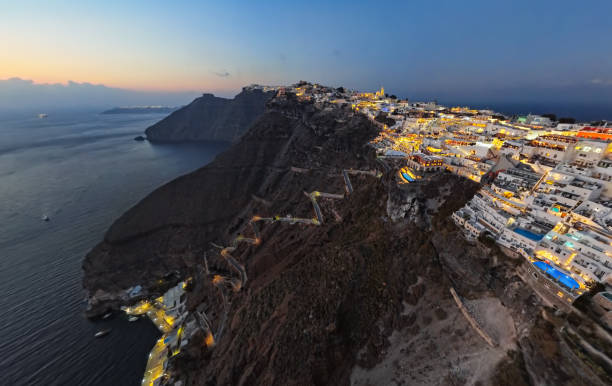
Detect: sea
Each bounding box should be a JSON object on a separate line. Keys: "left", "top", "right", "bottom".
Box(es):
{"left": 0, "top": 109, "right": 228, "bottom": 385}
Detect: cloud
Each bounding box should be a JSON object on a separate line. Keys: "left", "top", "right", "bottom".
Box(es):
{"left": 212, "top": 70, "right": 230, "bottom": 78}
{"left": 0, "top": 77, "right": 201, "bottom": 110}
{"left": 590, "top": 78, "right": 612, "bottom": 86}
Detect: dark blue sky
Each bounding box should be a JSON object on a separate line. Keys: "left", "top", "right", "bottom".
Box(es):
{"left": 2, "top": 0, "right": 612, "bottom": 118}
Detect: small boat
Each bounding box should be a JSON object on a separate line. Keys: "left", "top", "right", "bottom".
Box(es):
{"left": 94, "top": 328, "right": 111, "bottom": 338}
{"left": 38, "top": 113, "right": 48, "bottom": 119}
{"left": 102, "top": 312, "right": 112, "bottom": 319}
{"left": 41, "top": 215, "right": 50, "bottom": 222}
{"left": 128, "top": 316, "right": 139, "bottom": 322}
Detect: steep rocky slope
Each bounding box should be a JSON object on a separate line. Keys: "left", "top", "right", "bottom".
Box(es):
{"left": 83, "top": 89, "right": 608, "bottom": 385}
{"left": 83, "top": 92, "right": 376, "bottom": 312}
{"left": 144, "top": 87, "right": 274, "bottom": 142}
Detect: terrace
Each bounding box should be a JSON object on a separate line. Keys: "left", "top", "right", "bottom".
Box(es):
{"left": 537, "top": 134, "right": 579, "bottom": 144}
{"left": 527, "top": 140, "right": 567, "bottom": 151}
{"left": 569, "top": 179, "right": 601, "bottom": 191}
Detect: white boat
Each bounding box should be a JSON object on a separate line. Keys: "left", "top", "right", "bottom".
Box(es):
{"left": 128, "top": 316, "right": 139, "bottom": 322}
{"left": 41, "top": 215, "right": 50, "bottom": 222}
{"left": 94, "top": 328, "right": 111, "bottom": 338}
{"left": 102, "top": 312, "right": 112, "bottom": 319}
{"left": 38, "top": 113, "right": 48, "bottom": 119}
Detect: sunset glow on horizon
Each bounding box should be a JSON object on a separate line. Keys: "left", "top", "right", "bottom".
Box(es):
{"left": 0, "top": 74, "right": 245, "bottom": 94}
{"left": 1, "top": 0, "right": 612, "bottom": 104}
{"left": 1, "top": 1, "right": 300, "bottom": 94}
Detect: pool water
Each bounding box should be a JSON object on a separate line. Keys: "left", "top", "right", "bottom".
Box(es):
{"left": 401, "top": 172, "right": 415, "bottom": 182}
{"left": 533, "top": 261, "right": 579, "bottom": 290}
{"left": 514, "top": 227, "right": 545, "bottom": 242}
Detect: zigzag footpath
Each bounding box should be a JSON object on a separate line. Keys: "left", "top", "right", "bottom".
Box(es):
{"left": 122, "top": 166, "right": 380, "bottom": 385}
{"left": 198, "top": 167, "right": 381, "bottom": 352}
{"left": 83, "top": 90, "right": 383, "bottom": 385}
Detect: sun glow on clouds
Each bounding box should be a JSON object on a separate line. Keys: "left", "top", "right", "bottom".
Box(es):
{"left": 1, "top": 0, "right": 612, "bottom": 100}
{"left": 2, "top": 56, "right": 240, "bottom": 93}
{"left": 0, "top": 2, "right": 249, "bottom": 93}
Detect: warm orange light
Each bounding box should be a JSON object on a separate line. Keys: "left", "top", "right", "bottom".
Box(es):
{"left": 205, "top": 332, "right": 215, "bottom": 347}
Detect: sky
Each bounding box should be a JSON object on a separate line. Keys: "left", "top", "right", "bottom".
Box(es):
{"left": 1, "top": 0, "right": 612, "bottom": 115}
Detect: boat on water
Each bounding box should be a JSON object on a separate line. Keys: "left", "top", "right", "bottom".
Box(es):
{"left": 41, "top": 215, "right": 50, "bottom": 222}
{"left": 102, "top": 312, "right": 112, "bottom": 319}
{"left": 128, "top": 316, "right": 139, "bottom": 322}
{"left": 94, "top": 328, "right": 111, "bottom": 338}
{"left": 38, "top": 113, "right": 48, "bottom": 119}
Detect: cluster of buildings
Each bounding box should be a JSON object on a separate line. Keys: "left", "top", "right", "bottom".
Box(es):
{"left": 447, "top": 126, "right": 612, "bottom": 294}
{"left": 278, "top": 82, "right": 612, "bottom": 305}
{"left": 123, "top": 281, "right": 191, "bottom": 386}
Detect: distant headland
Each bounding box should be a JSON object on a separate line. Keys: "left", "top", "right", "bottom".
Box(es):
{"left": 101, "top": 106, "right": 179, "bottom": 114}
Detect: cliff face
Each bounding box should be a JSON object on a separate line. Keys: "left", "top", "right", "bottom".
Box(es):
{"left": 144, "top": 88, "right": 274, "bottom": 143}
{"left": 83, "top": 90, "right": 608, "bottom": 386}
{"left": 83, "top": 92, "right": 377, "bottom": 310}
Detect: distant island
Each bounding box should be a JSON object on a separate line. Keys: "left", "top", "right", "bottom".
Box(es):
{"left": 101, "top": 106, "right": 179, "bottom": 114}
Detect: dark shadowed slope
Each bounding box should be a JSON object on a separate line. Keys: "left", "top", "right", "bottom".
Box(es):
{"left": 144, "top": 87, "right": 275, "bottom": 143}
{"left": 83, "top": 91, "right": 376, "bottom": 311}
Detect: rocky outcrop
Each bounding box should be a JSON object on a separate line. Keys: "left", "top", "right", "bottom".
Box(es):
{"left": 144, "top": 87, "right": 275, "bottom": 143}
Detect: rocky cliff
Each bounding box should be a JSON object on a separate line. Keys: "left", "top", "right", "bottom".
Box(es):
{"left": 144, "top": 87, "right": 275, "bottom": 142}
{"left": 83, "top": 87, "right": 610, "bottom": 386}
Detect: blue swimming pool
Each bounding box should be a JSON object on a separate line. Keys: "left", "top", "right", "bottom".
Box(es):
{"left": 533, "top": 261, "right": 579, "bottom": 290}
{"left": 401, "top": 172, "right": 415, "bottom": 182}
{"left": 514, "top": 227, "right": 545, "bottom": 242}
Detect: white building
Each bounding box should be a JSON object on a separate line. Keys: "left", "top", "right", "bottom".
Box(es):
{"left": 572, "top": 140, "right": 608, "bottom": 168}
{"left": 535, "top": 222, "right": 612, "bottom": 285}
{"left": 525, "top": 114, "right": 554, "bottom": 127}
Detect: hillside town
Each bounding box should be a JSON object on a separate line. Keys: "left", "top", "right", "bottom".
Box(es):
{"left": 269, "top": 81, "right": 612, "bottom": 328}
{"left": 109, "top": 83, "right": 612, "bottom": 386}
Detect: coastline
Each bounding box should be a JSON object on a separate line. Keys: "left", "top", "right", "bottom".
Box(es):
{"left": 0, "top": 110, "right": 228, "bottom": 385}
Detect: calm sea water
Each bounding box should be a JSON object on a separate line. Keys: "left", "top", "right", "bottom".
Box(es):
{"left": 0, "top": 110, "right": 228, "bottom": 385}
